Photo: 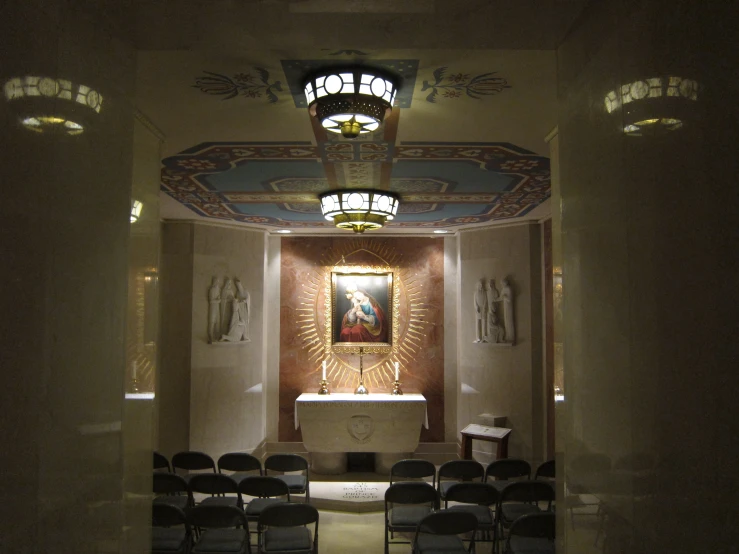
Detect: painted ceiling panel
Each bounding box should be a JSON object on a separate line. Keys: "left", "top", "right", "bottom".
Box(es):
{"left": 140, "top": 48, "right": 556, "bottom": 231}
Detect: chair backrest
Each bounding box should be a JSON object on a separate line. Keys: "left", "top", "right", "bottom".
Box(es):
{"left": 385, "top": 482, "right": 439, "bottom": 509}
{"left": 500, "top": 481, "right": 555, "bottom": 507}
{"left": 258, "top": 502, "right": 319, "bottom": 528}
{"left": 153, "top": 472, "right": 189, "bottom": 495}
{"left": 535, "top": 459, "right": 555, "bottom": 480}
{"left": 188, "top": 504, "right": 249, "bottom": 530}
{"left": 172, "top": 451, "right": 216, "bottom": 473}
{"left": 218, "top": 452, "right": 262, "bottom": 475}
{"left": 438, "top": 460, "right": 484, "bottom": 489}
{"left": 508, "top": 512, "right": 555, "bottom": 540}
{"left": 189, "top": 473, "right": 240, "bottom": 496}
{"left": 485, "top": 458, "right": 531, "bottom": 481}
{"left": 264, "top": 454, "right": 308, "bottom": 474}
{"left": 444, "top": 482, "right": 500, "bottom": 507}
{"left": 238, "top": 475, "right": 291, "bottom": 499}
{"left": 417, "top": 509, "right": 478, "bottom": 537}
{"left": 152, "top": 503, "right": 189, "bottom": 529}
{"left": 390, "top": 459, "right": 436, "bottom": 487}
{"left": 154, "top": 451, "right": 171, "bottom": 472}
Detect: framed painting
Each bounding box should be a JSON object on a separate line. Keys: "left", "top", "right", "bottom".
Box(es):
{"left": 326, "top": 266, "right": 398, "bottom": 353}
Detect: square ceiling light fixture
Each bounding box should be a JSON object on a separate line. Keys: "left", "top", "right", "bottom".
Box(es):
{"left": 307, "top": 66, "right": 402, "bottom": 233}
{"left": 319, "top": 189, "right": 400, "bottom": 233}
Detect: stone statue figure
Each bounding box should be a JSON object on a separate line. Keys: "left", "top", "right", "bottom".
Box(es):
{"left": 473, "top": 279, "right": 487, "bottom": 343}
{"left": 486, "top": 280, "right": 505, "bottom": 343}
{"left": 501, "top": 277, "right": 515, "bottom": 342}
{"left": 220, "top": 278, "right": 235, "bottom": 335}
{"left": 234, "top": 278, "right": 250, "bottom": 341}
{"left": 220, "top": 297, "right": 247, "bottom": 342}
{"left": 207, "top": 277, "right": 221, "bottom": 343}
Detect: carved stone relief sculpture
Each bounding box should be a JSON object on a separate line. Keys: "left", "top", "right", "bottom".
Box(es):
{"left": 476, "top": 276, "right": 515, "bottom": 345}
{"left": 208, "top": 276, "right": 250, "bottom": 343}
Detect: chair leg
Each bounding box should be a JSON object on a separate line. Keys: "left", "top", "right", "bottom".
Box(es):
{"left": 385, "top": 523, "right": 390, "bottom": 554}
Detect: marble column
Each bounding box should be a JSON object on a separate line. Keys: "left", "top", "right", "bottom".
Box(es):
{"left": 556, "top": 1, "right": 739, "bottom": 552}
{"left": 0, "top": 2, "right": 156, "bottom": 552}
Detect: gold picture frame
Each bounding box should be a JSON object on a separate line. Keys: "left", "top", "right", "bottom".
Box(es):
{"left": 326, "top": 265, "right": 399, "bottom": 354}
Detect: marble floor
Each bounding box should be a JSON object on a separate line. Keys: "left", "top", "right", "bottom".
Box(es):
{"left": 318, "top": 509, "right": 498, "bottom": 554}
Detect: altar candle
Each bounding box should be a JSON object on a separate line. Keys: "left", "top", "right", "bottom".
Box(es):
{"left": 322, "top": 360, "right": 326, "bottom": 381}
{"left": 394, "top": 361, "right": 399, "bottom": 381}
{"left": 132, "top": 361, "right": 138, "bottom": 380}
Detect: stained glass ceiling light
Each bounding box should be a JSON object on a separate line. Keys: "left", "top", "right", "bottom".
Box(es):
{"left": 304, "top": 67, "right": 398, "bottom": 139}
{"left": 604, "top": 76, "right": 699, "bottom": 136}
{"left": 319, "top": 189, "right": 400, "bottom": 233}
{"left": 4, "top": 76, "right": 103, "bottom": 135}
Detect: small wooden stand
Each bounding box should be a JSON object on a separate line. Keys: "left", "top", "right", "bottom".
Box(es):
{"left": 460, "top": 424, "right": 512, "bottom": 460}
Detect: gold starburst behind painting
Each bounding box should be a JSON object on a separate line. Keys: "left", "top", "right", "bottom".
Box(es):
{"left": 295, "top": 238, "right": 430, "bottom": 391}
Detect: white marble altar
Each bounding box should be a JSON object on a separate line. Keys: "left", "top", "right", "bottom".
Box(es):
{"left": 295, "top": 393, "right": 428, "bottom": 453}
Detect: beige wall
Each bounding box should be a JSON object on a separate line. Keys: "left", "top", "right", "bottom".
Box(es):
{"left": 159, "top": 222, "right": 268, "bottom": 459}
{"left": 457, "top": 224, "right": 545, "bottom": 463}
{"left": 190, "top": 224, "right": 267, "bottom": 457}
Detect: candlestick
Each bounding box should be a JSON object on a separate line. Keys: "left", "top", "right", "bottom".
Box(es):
{"left": 318, "top": 379, "right": 330, "bottom": 395}
{"left": 322, "top": 360, "right": 327, "bottom": 381}
{"left": 394, "top": 361, "right": 399, "bottom": 381}
{"left": 132, "top": 361, "right": 137, "bottom": 380}
{"left": 354, "top": 347, "right": 368, "bottom": 395}
{"left": 391, "top": 380, "right": 403, "bottom": 395}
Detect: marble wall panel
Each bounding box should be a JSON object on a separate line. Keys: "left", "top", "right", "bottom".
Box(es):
{"left": 189, "top": 225, "right": 267, "bottom": 458}
{"left": 557, "top": 2, "right": 739, "bottom": 551}
{"left": 0, "top": 2, "right": 141, "bottom": 551}
{"left": 279, "top": 237, "right": 446, "bottom": 443}
{"left": 159, "top": 223, "right": 195, "bottom": 457}
{"left": 457, "top": 224, "right": 545, "bottom": 463}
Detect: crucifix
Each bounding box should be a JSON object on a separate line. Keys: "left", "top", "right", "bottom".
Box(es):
{"left": 354, "top": 346, "right": 369, "bottom": 395}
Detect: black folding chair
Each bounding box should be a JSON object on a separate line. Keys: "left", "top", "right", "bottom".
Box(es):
{"left": 190, "top": 473, "right": 242, "bottom": 508}
{"left": 485, "top": 458, "right": 532, "bottom": 492}
{"left": 390, "top": 459, "right": 437, "bottom": 488}
{"left": 264, "top": 454, "right": 310, "bottom": 503}
{"left": 505, "top": 512, "right": 555, "bottom": 554}
{"left": 384, "top": 482, "right": 439, "bottom": 554}
{"left": 257, "top": 502, "right": 319, "bottom": 553}
{"left": 444, "top": 482, "right": 499, "bottom": 548}
{"left": 535, "top": 460, "right": 555, "bottom": 481}
{"left": 437, "top": 460, "right": 485, "bottom": 501}
{"left": 155, "top": 451, "right": 172, "bottom": 473}
{"left": 172, "top": 451, "right": 217, "bottom": 484}
{"left": 154, "top": 472, "right": 194, "bottom": 511}
{"left": 152, "top": 503, "right": 192, "bottom": 554}
{"left": 412, "top": 510, "right": 477, "bottom": 554}
{"left": 189, "top": 505, "right": 251, "bottom": 554}
{"left": 219, "top": 453, "right": 263, "bottom": 484}
{"left": 498, "top": 481, "right": 554, "bottom": 545}
{"left": 239, "top": 476, "right": 291, "bottom": 547}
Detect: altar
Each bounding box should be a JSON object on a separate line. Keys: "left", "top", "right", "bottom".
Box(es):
{"left": 295, "top": 393, "right": 428, "bottom": 453}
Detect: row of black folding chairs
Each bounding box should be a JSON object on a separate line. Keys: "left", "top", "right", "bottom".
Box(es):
{"left": 154, "top": 451, "right": 310, "bottom": 502}
{"left": 384, "top": 480, "right": 555, "bottom": 554}
{"left": 408, "top": 509, "right": 555, "bottom": 554}
{"left": 152, "top": 502, "right": 319, "bottom": 554}
{"left": 390, "top": 458, "right": 555, "bottom": 497}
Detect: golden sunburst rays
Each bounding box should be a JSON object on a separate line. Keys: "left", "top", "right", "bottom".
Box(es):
{"left": 293, "top": 238, "right": 430, "bottom": 391}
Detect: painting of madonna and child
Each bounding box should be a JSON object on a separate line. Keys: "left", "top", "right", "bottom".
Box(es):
{"left": 332, "top": 273, "right": 392, "bottom": 346}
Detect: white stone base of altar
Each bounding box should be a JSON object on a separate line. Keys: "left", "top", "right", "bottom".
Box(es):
{"left": 309, "top": 481, "right": 391, "bottom": 513}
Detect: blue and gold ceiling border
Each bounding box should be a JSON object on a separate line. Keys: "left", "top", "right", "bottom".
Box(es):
{"left": 161, "top": 140, "right": 549, "bottom": 229}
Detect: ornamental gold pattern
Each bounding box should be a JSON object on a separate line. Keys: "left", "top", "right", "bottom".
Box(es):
{"left": 295, "top": 238, "right": 430, "bottom": 391}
